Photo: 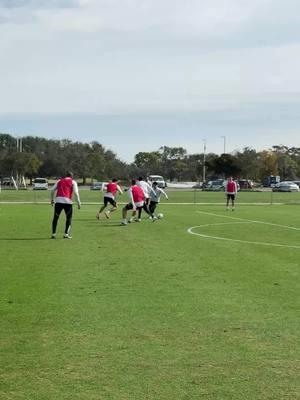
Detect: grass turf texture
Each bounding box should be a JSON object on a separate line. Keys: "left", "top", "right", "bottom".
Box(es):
{"left": 2, "top": 187, "right": 300, "bottom": 204}
{"left": 0, "top": 200, "right": 299, "bottom": 399}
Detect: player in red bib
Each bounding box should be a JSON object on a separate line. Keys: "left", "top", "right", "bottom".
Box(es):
{"left": 225, "top": 177, "right": 238, "bottom": 211}
{"left": 50, "top": 172, "right": 81, "bottom": 239}
{"left": 121, "top": 179, "right": 145, "bottom": 225}
{"left": 96, "top": 178, "right": 123, "bottom": 220}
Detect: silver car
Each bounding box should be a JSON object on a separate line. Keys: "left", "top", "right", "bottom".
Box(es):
{"left": 272, "top": 181, "right": 300, "bottom": 192}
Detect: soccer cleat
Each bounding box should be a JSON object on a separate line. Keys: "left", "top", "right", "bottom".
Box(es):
{"left": 121, "top": 221, "right": 127, "bottom": 226}
{"left": 104, "top": 211, "right": 110, "bottom": 219}
{"left": 96, "top": 213, "right": 100, "bottom": 220}
{"left": 51, "top": 234, "right": 56, "bottom": 239}
{"left": 152, "top": 216, "right": 157, "bottom": 222}
{"left": 63, "top": 233, "right": 72, "bottom": 239}
{"left": 135, "top": 218, "right": 141, "bottom": 222}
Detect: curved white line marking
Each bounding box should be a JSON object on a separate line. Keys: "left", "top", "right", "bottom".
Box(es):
{"left": 187, "top": 222, "right": 300, "bottom": 249}
{"left": 196, "top": 210, "right": 300, "bottom": 231}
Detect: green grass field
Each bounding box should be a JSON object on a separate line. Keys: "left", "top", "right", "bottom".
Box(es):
{"left": 1, "top": 187, "right": 300, "bottom": 205}
{"left": 0, "top": 190, "right": 299, "bottom": 399}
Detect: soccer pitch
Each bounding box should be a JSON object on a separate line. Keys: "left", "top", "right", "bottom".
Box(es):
{"left": 0, "top": 192, "right": 299, "bottom": 399}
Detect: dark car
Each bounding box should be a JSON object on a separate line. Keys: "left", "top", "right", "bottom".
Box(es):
{"left": 238, "top": 179, "right": 253, "bottom": 189}
{"left": 204, "top": 179, "right": 225, "bottom": 191}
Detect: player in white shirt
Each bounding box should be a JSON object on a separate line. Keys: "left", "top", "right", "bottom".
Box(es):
{"left": 149, "top": 181, "right": 168, "bottom": 220}
{"left": 136, "top": 176, "right": 157, "bottom": 218}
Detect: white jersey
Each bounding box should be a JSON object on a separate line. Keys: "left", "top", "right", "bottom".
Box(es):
{"left": 136, "top": 180, "right": 155, "bottom": 198}
{"left": 150, "top": 187, "right": 168, "bottom": 203}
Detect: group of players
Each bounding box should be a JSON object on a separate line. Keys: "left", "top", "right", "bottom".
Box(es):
{"left": 50, "top": 173, "right": 168, "bottom": 239}
{"left": 50, "top": 173, "right": 237, "bottom": 239}
{"left": 96, "top": 176, "right": 168, "bottom": 225}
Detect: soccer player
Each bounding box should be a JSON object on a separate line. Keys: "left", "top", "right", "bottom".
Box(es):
{"left": 225, "top": 177, "right": 237, "bottom": 211}
{"left": 121, "top": 179, "right": 145, "bottom": 225}
{"left": 50, "top": 172, "right": 81, "bottom": 239}
{"left": 149, "top": 181, "right": 168, "bottom": 219}
{"left": 96, "top": 178, "right": 123, "bottom": 220}
{"left": 136, "top": 176, "right": 157, "bottom": 218}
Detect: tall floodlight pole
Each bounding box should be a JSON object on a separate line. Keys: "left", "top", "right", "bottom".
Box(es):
{"left": 203, "top": 139, "right": 206, "bottom": 183}
{"left": 221, "top": 136, "right": 226, "bottom": 154}
{"left": 16, "top": 137, "right": 23, "bottom": 152}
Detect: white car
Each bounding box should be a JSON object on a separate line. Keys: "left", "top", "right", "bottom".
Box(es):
{"left": 90, "top": 182, "right": 107, "bottom": 190}
{"left": 148, "top": 175, "right": 167, "bottom": 189}
{"left": 33, "top": 178, "right": 48, "bottom": 190}
{"left": 272, "top": 181, "right": 299, "bottom": 192}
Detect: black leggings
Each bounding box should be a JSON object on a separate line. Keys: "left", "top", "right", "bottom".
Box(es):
{"left": 149, "top": 201, "right": 158, "bottom": 214}
{"left": 138, "top": 198, "right": 153, "bottom": 218}
{"left": 52, "top": 203, "right": 73, "bottom": 234}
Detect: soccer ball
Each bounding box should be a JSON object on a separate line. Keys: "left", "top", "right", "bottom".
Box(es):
{"left": 157, "top": 213, "right": 164, "bottom": 219}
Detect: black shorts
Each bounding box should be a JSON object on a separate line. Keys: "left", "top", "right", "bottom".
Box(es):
{"left": 149, "top": 201, "right": 158, "bottom": 213}
{"left": 54, "top": 202, "right": 73, "bottom": 217}
{"left": 104, "top": 196, "right": 117, "bottom": 207}
{"left": 125, "top": 203, "right": 143, "bottom": 210}
{"left": 227, "top": 194, "right": 235, "bottom": 200}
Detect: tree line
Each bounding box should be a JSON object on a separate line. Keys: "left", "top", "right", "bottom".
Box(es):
{"left": 1, "top": 133, "right": 300, "bottom": 183}
{"left": 133, "top": 145, "right": 300, "bottom": 183}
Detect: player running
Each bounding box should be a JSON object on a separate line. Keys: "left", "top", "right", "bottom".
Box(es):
{"left": 225, "top": 177, "right": 238, "bottom": 211}
{"left": 136, "top": 176, "right": 157, "bottom": 218}
{"left": 96, "top": 178, "right": 123, "bottom": 220}
{"left": 50, "top": 172, "right": 81, "bottom": 239}
{"left": 149, "top": 181, "right": 168, "bottom": 220}
{"left": 121, "top": 179, "right": 145, "bottom": 225}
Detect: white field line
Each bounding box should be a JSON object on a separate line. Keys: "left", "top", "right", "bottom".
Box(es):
{"left": 188, "top": 212, "right": 300, "bottom": 249}
{"left": 196, "top": 210, "right": 300, "bottom": 231}
{"left": 187, "top": 224, "right": 300, "bottom": 249}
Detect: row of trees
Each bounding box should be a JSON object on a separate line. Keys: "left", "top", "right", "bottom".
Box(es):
{"left": 133, "top": 145, "right": 300, "bottom": 182}
{"left": 0, "top": 134, "right": 127, "bottom": 184}
{"left": 1, "top": 133, "right": 300, "bottom": 183}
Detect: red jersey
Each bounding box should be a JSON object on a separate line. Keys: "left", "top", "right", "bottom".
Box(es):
{"left": 56, "top": 177, "right": 73, "bottom": 199}
{"left": 226, "top": 181, "right": 237, "bottom": 193}
{"left": 106, "top": 182, "right": 118, "bottom": 195}
{"left": 131, "top": 185, "right": 145, "bottom": 202}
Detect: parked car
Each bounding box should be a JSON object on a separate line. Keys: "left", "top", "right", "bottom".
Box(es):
{"left": 33, "top": 178, "right": 48, "bottom": 190}
{"left": 205, "top": 179, "right": 225, "bottom": 191}
{"left": 90, "top": 182, "right": 106, "bottom": 190}
{"left": 238, "top": 179, "right": 253, "bottom": 189}
{"left": 1, "top": 177, "right": 12, "bottom": 188}
{"left": 263, "top": 175, "right": 280, "bottom": 187}
{"left": 148, "top": 175, "right": 167, "bottom": 189}
{"left": 192, "top": 182, "right": 203, "bottom": 189}
{"left": 272, "top": 181, "right": 299, "bottom": 192}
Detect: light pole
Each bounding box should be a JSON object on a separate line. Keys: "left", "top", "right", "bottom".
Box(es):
{"left": 203, "top": 139, "right": 206, "bottom": 184}
{"left": 221, "top": 135, "right": 226, "bottom": 154}
{"left": 16, "top": 137, "right": 23, "bottom": 152}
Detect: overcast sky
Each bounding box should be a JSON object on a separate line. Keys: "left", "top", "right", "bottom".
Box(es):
{"left": 1, "top": 0, "right": 300, "bottom": 162}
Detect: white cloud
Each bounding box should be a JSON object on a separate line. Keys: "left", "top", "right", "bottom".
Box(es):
{"left": 1, "top": 0, "right": 300, "bottom": 123}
